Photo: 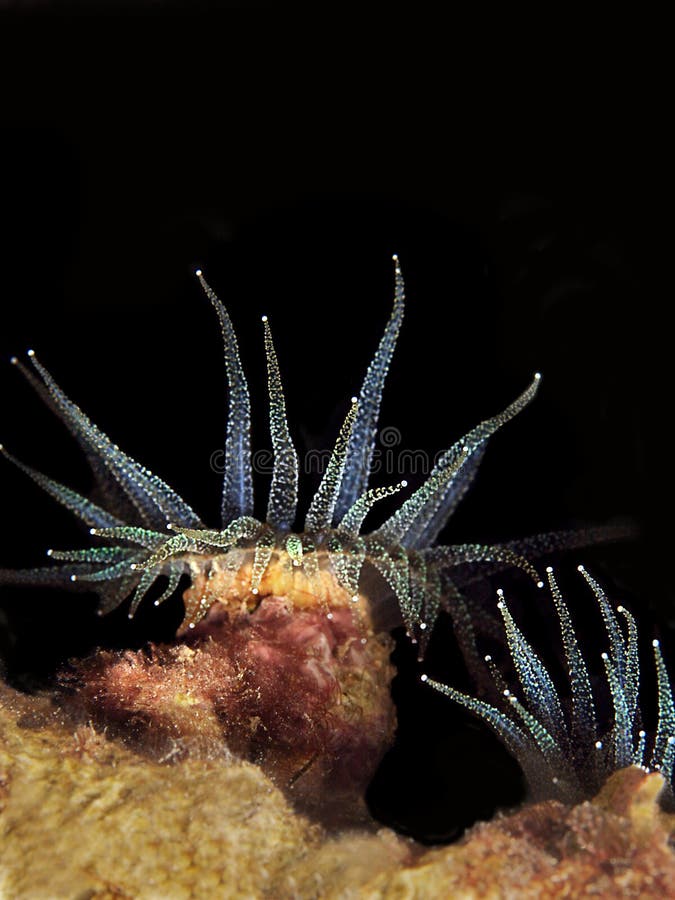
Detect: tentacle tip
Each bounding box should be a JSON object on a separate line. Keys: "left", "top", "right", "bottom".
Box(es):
{"left": 195, "top": 268, "right": 203, "bottom": 277}
{"left": 153, "top": 599, "right": 161, "bottom": 606}
{"left": 27, "top": 349, "right": 35, "bottom": 358}
{"left": 261, "top": 315, "right": 268, "bottom": 323}
{"left": 420, "top": 673, "right": 428, "bottom": 682}
{"left": 251, "top": 587, "right": 259, "bottom": 595}
{"left": 536, "top": 580, "right": 545, "bottom": 589}
{"left": 130, "top": 563, "right": 138, "bottom": 571}
{"left": 484, "top": 654, "right": 492, "bottom": 662}
{"left": 89, "top": 528, "right": 98, "bottom": 536}
{"left": 166, "top": 522, "right": 174, "bottom": 530}
{"left": 46, "top": 549, "right": 53, "bottom": 557}
{"left": 534, "top": 371, "right": 542, "bottom": 381}
{"left": 392, "top": 253, "right": 399, "bottom": 262}
{"left": 188, "top": 622, "right": 196, "bottom": 629}
{"left": 9, "top": 356, "right": 18, "bottom": 365}
{"left": 350, "top": 396, "right": 358, "bottom": 404}
{"left": 419, "top": 622, "right": 428, "bottom": 630}
{"left": 545, "top": 566, "right": 554, "bottom": 574}
{"left": 496, "top": 587, "right": 504, "bottom": 597}
{"left": 653, "top": 639, "right": 660, "bottom": 648}
{"left": 595, "top": 740, "right": 603, "bottom": 749}
{"left": 127, "top": 612, "right": 134, "bottom": 620}
{"left": 70, "top": 574, "right": 77, "bottom": 582}
{"left": 601, "top": 652, "right": 609, "bottom": 660}
{"left": 401, "top": 479, "right": 408, "bottom": 488}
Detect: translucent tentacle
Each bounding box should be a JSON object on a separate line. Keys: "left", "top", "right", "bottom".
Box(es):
{"left": 0, "top": 565, "right": 108, "bottom": 588}
{"left": 578, "top": 566, "right": 626, "bottom": 686}
{"left": 167, "top": 517, "right": 262, "bottom": 549}
{"left": 380, "top": 374, "right": 540, "bottom": 549}
{"left": 152, "top": 566, "right": 183, "bottom": 608}
{"left": 423, "top": 675, "right": 530, "bottom": 761}
{"left": 409, "top": 444, "right": 486, "bottom": 549}
{"left": 334, "top": 254, "right": 405, "bottom": 521}
{"left": 601, "top": 651, "right": 633, "bottom": 769}
{"left": 305, "top": 399, "right": 358, "bottom": 533}
{"left": 22, "top": 352, "right": 203, "bottom": 530}
{"left": 47, "top": 546, "right": 134, "bottom": 564}
{"left": 250, "top": 528, "right": 276, "bottom": 594}
{"left": 546, "top": 567, "right": 596, "bottom": 748}
{"left": 127, "top": 568, "right": 159, "bottom": 618}
{"left": 496, "top": 588, "right": 568, "bottom": 747}
{"left": 0, "top": 445, "right": 124, "bottom": 529}
{"left": 425, "top": 543, "right": 542, "bottom": 586}
{"left": 618, "top": 604, "right": 640, "bottom": 726}
{"left": 651, "top": 639, "right": 675, "bottom": 771}
{"left": 262, "top": 318, "right": 298, "bottom": 532}
{"left": 337, "top": 481, "right": 407, "bottom": 537}
{"left": 197, "top": 271, "right": 254, "bottom": 524}
{"left": 374, "top": 447, "right": 469, "bottom": 546}
{"left": 327, "top": 534, "right": 366, "bottom": 600}
{"left": 90, "top": 526, "right": 168, "bottom": 550}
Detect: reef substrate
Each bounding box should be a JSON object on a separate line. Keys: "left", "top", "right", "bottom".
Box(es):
{"left": 2, "top": 682, "right": 675, "bottom": 899}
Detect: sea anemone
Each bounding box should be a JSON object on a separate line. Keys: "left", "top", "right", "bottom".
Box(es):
{"left": 424, "top": 565, "right": 675, "bottom": 807}
{"left": 0, "top": 255, "right": 618, "bottom": 821}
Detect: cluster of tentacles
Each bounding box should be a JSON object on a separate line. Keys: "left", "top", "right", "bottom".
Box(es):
{"left": 425, "top": 565, "right": 675, "bottom": 805}
{"left": 0, "top": 257, "right": 557, "bottom": 654}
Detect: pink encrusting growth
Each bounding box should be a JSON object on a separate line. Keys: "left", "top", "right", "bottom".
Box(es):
{"left": 62, "top": 594, "right": 395, "bottom": 824}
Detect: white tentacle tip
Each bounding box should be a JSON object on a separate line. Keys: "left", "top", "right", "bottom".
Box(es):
{"left": 261, "top": 315, "right": 268, "bottom": 323}
{"left": 195, "top": 268, "right": 203, "bottom": 277}
{"left": 420, "top": 673, "right": 428, "bottom": 682}
{"left": 70, "top": 574, "right": 78, "bottom": 582}
{"left": 27, "top": 349, "right": 35, "bottom": 358}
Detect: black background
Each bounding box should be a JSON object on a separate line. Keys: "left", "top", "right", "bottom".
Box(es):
{"left": 0, "top": 12, "right": 670, "bottom": 840}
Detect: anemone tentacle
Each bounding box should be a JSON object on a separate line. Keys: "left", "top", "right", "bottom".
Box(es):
{"left": 424, "top": 567, "right": 675, "bottom": 804}
{"left": 196, "top": 271, "right": 254, "bottom": 525}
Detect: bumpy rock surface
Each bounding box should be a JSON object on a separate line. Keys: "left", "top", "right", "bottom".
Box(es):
{"left": 2, "top": 682, "right": 675, "bottom": 899}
